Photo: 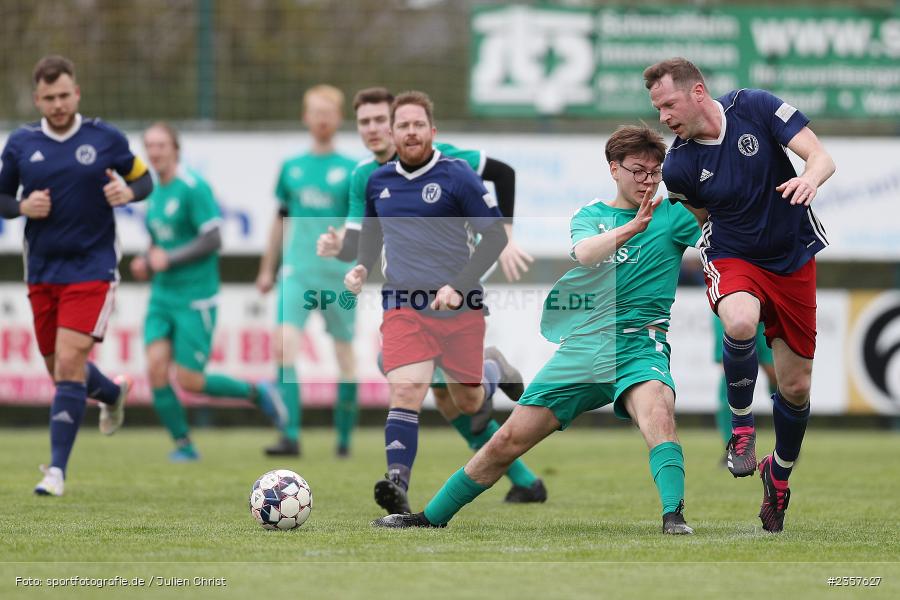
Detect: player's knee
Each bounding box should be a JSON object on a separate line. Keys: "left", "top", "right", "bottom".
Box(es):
{"left": 453, "top": 386, "right": 484, "bottom": 415}
{"left": 779, "top": 376, "right": 811, "bottom": 404}
{"left": 175, "top": 369, "right": 204, "bottom": 393}
{"left": 147, "top": 360, "right": 170, "bottom": 388}
{"left": 53, "top": 351, "right": 87, "bottom": 381}
{"left": 389, "top": 382, "right": 428, "bottom": 409}
{"left": 722, "top": 314, "right": 758, "bottom": 340}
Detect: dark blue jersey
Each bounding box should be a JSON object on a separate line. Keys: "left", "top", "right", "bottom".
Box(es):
{"left": 662, "top": 89, "right": 828, "bottom": 275}
{"left": 0, "top": 114, "right": 146, "bottom": 283}
{"left": 365, "top": 150, "right": 502, "bottom": 311}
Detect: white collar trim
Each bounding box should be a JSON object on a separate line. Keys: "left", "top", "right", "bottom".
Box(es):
{"left": 694, "top": 101, "right": 726, "bottom": 146}
{"left": 395, "top": 148, "right": 441, "bottom": 180}
{"left": 41, "top": 113, "right": 83, "bottom": 142}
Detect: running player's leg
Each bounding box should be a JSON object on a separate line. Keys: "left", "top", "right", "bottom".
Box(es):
{"left": 147, "top": 339, "right": 196, "bottom": 461}
{"left": 267, "top": 279, "right": 306, "bottom": 455}
{"left": 375, "top": 360, "right": 433, "bottom": 514}
{"left": 756, "top": 324, "right": 778, "bottom": 395}
{"left": 332, "top": 339, "right": 358, "bottom": 457}
{"left": 622, "top": 380, "right": 691, "bottom": 534}
{"left": 717, "top": 289, "right": 762, "bottom": 477}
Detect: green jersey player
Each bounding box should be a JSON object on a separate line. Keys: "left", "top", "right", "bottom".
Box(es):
{"left": 374, "top": 125, "right": 701, "bottom": 534}
{"left": 255, "top": 85, "right": 359, "bottom": 457}
{"left": 131, "top": 123, "right": 282, "bottom": 462}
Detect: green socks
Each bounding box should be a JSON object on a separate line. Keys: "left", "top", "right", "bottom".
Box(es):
{"left": 152, "top": 385, "right": 189, "bottom": 441}
{"left": 334, "top": 381, "right": 358, "bottom": 450}
{"left": 449, "top": 415, "right": 538, "bottom": 488}
{"left": 278, "top": 365, "right": 301, "bottom": 442}
{"left": 649, "top": 441, "right": 686, "bottom": 515}
{"left": 423, "top": 468, "right": 489, "bottom": 525}
{"left": 202, "top": 374, "right": 252, "bottom": 399}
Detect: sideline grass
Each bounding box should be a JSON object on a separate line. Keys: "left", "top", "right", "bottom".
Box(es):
{"left": 1, "top": 427, "right": 898, "bottom": 598}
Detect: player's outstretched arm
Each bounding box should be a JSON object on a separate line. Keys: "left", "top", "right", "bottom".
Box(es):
{"left": 573, "top": 191, "right": 661, "bottom": 266}
{"left": 777, "top": 127, "right": 836, "bottom": 206}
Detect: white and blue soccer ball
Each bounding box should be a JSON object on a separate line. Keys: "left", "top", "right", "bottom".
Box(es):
{"left": 249, "top": 469, "right": 312, "bottom": 530}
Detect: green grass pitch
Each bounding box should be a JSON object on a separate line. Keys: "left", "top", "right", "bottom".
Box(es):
{"left": 1, "top": 426, "right": 898, "bottom": 599}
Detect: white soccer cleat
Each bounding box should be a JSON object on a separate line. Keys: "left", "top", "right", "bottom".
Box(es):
{"left": 99, "top": 375, "right": 131, "bottom": 435}
{"left": 34, "top": 465, "right": 64, "bottom": 497}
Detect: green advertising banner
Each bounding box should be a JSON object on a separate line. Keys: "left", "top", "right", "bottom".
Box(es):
{"left": 469, "top": 5, "right": 900, "bottom": 118}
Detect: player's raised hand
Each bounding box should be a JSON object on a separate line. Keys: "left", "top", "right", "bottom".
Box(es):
{"left": 255, "top": 270, "right": 275, "bottom": 295}
{"left": 130, "top": 255, "right": 150, "bottom": 281}
{"left": 103, "top": 168, "right": 134, "bottom": 206}
{"left": 430, "top": 284, "right": 463, "bottom": 311}
{"left": 317, "top": 226, "right": 343, "bottom": 257}
{"left": 20, "top": 189, "right": 51, "bottom": 219}
{"left": 776, "top": 176, "right": 818, "bottom": 206}
{"left": 499, "top": 238, "right": 535, "bottom": 282}
{"left": 630, "top": 187, "right": 662, "bottom": 234}
{"left": 147, "top": 246, "right": 169, "bottom": 272}
{"left": 344, "top": 265, "right": 368, "bottom": 295}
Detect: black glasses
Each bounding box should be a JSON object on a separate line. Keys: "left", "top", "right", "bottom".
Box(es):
{"left": 619, "top": 163, "right": 663, "bottom": 183}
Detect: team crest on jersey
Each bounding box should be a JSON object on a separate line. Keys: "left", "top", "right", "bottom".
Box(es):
{"left": 75, "top": 144, "right": 97, "bottom": 165}
{"left": 422, "top": 182, "right": 442, "bottom": 203}
{"left": 737, "top": 134, "right": 759, "bottom": 157}
{"left": 164, "top": 198, "right": 180, "bottom": 216}
{"left": 326, "top": 167, "right": 347, "bottom": 185}
{"left": 289, "top": 166, "right": 303, "bottom": 179}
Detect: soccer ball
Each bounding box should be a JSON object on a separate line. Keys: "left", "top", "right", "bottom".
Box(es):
{"left": 249, "top": 469, "right": 312, "bottom": 530}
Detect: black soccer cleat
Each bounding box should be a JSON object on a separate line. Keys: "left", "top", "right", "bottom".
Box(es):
{"left": 662, "top": 500, "right": 694, "bottom": 535}
{"left": 336, "top": 445, "right": 350, "bottom": 458}
{"left": 264, "top": 436, "right": 300, "bottom": 457}
{"left": 374, "top": 474, "right": 411, "bottom": 514}
{"left": 725, "top": 427, "right": 757, "bottom": 477}
{"left": 484, "top": 346, "right": 525, "bottom": 402}
{"left": 504, "top": 479, "right": 548, "bottom": 504}
{"left": 758, "top": 454, "right": 791, "bottom": 533}
{"left": 372, "top": 511, "right": 445, "bottom": 528}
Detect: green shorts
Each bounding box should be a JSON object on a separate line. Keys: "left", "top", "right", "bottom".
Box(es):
{"left": 144, "top": 297, "right": 217, "bottom": 372}
{"left": 712, "top": 316, "right": 773, "bottom": 364}
{"left": 277, "top": 275, "right": 356, "bottom": 341}
{"left": 518, "top": 329, "right": 675, "bottom": 429}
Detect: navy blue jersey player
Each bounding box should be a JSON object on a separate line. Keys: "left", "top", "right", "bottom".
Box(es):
{"left": 343, "top": 91, "right": 520, "bottom": 515}
{"left": 645, "top": 58, "right": 835, "bottom": 532}
{"left": 0, "top": 56, "right": 154, "bottom": 496}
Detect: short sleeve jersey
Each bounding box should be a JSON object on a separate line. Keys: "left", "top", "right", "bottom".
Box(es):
{"left": 345, "top": 142, "right": 485, "bottom": 229}
{"left": 540, "top": 199, "right": 701, "bottom": 343}
{"left": 275, "top": 151, "right": 356, "bottom": 281}
{"left": 145, "top": 167, "right": 222, "bottom": 304}
{"left": 662, "top": 89, "right": 828, "bottom": 275}
{"left": 0, "top": 115, "right": 146, "bottom": 283}
{"left": 364, "top": 150, "right": 502, "bottom": 312}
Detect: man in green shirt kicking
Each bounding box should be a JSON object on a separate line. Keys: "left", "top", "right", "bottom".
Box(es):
{"left": 373, "top": 124, "right": 700, "bottom": 533}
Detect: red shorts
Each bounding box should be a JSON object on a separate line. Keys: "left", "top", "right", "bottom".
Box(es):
{"left": 28, "top": 281, "right": 116, "bottom": 356}
{"left": 704, "top": 258, "right": 816, "bottom": 359}
{"left": 380, "top": 307, "right": 486, "bottom": 384}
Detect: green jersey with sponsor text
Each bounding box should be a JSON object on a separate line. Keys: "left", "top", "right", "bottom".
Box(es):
{"left": 345, "top": 142, "right": 485, "bottom": 228}
{"left": 145, "top": 167, "right": 221, "bottom": 305}
{"left": 276, "top": 152, "right": 357, "bottom": 279}
{"left": 540, "top": 199, "right": 701, "bottom": 343}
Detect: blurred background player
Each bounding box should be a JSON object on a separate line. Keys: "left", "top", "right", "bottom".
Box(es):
{"left": 256, "top": 85, "right": 359, "bottom": 457}
{"left": 131, "top": 122, "right": 283, "bottom": 462}
{"left": 712, "top": 317, "right": 777, "bottom": 466}
{"left": 344, "top": 91, "right": 522, "bottom": 514}
{"left": 646, "top": 57, "right": 835, "bottom": 532}
{"left": 0, "top": 55, "right": 153, "bottom": 496}
{"left": 323, "top": 86, "right": 545, "bottom": 502}
{"left": 374, "top": 125, "right": 699, "bottom": 534}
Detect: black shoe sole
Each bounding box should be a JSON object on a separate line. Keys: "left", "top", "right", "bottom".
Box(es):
{"left": 374, "top": 479, "right": 411, "bottom": 514}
